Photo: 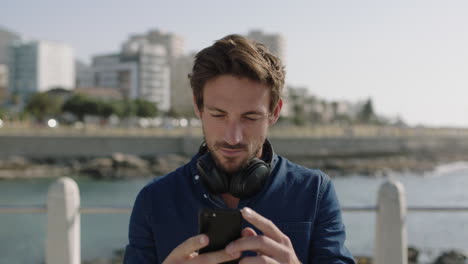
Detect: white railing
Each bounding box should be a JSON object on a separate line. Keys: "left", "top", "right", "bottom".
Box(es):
{"left": 1, "top": 177, "right": 468, "bottom": 264}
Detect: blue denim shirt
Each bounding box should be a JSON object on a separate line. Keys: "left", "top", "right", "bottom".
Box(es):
{"left": 124, "top": 152, "right": 355, "bottom": 263}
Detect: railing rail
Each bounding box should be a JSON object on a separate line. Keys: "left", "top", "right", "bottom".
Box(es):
{"left": 0, "top": 205, "right": 132, "bottom": 214}
{"left": 4, "top": 205, "right": 468, "bottom": 214}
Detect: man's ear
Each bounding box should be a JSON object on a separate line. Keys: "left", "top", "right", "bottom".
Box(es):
{"left": 269, "top": 98, "right": 283, "bottom": 125}
{"left": 193, "top": 96, "right": 201, "bottom": 118}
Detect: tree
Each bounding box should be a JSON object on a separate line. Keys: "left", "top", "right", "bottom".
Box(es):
{"left": 0, "top": 107, "right": 6, "bottom": 119}
{"left": 358, "top": 98, "right": 376, "bottom": 123}
{"left": 63, "top": 94, "right": 120, "bottom": 120}
{"left": 62, "top": 94, "right": 161, "bottom": 121}
{"left": 24, "top": 92, "right": 63, "bottom": 121}
{"left": 292, "top": 104, "right": 306, "bottom": 126}
{"left": 120, "top": 99, "right": 137, "bottom": 118}
{"left": 134, "top": 99, "right": 158, "bottom": 117}
{"left": 62, "top": 94, "right": 90, "bottom": 121}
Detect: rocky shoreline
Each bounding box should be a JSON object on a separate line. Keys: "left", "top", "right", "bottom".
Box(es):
{"left": 81, "top": 247, "right": 467, "bottom": 264}
{"left": 289, "top": 153, "right": 467, "bottom": 177}
{"left": 1, "top": 152, "right": 468, "bottom": 180}
{"left": 0, "top": 153, "right": 189, "bottom": 180}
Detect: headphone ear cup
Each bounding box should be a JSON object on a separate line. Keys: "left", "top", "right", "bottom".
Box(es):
{"left": 197, "top": 153, "right": 229, "bottom": 194}
{"left": 230, "top": 158, "right": 270, "bottom": 199}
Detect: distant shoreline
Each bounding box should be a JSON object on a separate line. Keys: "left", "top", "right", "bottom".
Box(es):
{"left": 1, "top": 150, "right": 468, "bottom": 180}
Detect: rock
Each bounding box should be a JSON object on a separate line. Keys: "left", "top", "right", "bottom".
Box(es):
{"left": 112, "top": 153, "right": 151, "bottom": 179}
{"left": 111, "top": 248, "right": 125, "bottom": 263}
{"left": 80, "top": 158, "right": 114, "bottom": 179}
{"left": 80, "top": 154, "right": 152, "bottom": 179}
{"left": 151, "top": 154, "right": 189, "bottom": 175}
{"left": 1, "top": 156, "right": 32, "bottom": 169}
{"left": 82, "top": 258, "right": 109, "bottom": 264}
{"left": 352, "top": 246, "right": 420, "bottom": 264}
{"left": 83, "top": 248, "right": 125, "bottom": 264}
{"left": 112, "top": 153, "right": 149, "bottom": 169}
{"left": 0, "top": 165, "right": 71, "bottom": 179}
{"left": 434, "top": 250, "right": 467, "bottom": 264}
{"left": 408, "top": 246, "right": 419, "bottom": 264}
{"left": 113, "top": 166, "right": 152, "bottom": 179}
{"left": 354, "top": 256, "right": 372, "bottom": 264}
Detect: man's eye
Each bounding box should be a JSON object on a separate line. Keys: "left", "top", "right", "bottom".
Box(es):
{"left": 211, "top": 114, "right": 224, "bottom": 118}
{"left": 244, "top": 116, "right": 259, "bottom": 121}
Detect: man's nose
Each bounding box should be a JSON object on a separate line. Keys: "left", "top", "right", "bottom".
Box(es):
{"left": 224, "top": 120, "right": 243, "bottom": 145}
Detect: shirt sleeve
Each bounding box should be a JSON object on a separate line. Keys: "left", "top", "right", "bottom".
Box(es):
{"left": 309, "top": 174, "right": 356, "bottom": 264}
{"left": 124, "top": 186, "right": 159, "bottom": 263}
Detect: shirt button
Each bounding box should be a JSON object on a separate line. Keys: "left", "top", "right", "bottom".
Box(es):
{"left": 194, "top": 175, "right": 200, "bottom": 181}
{"left": 203, "top": 194, "right": 208, "bottom": 199}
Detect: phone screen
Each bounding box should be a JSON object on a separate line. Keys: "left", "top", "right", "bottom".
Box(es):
{"left": 198, "top": 208, "right": 242, "bottom": 257}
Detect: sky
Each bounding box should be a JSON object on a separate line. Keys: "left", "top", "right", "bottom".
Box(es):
{"left": 2, "top": 0, "right": 468, "bottom": 127}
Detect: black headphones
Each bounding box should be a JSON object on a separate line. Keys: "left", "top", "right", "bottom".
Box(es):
{"left": 196, "top": 140, "right": 273, "bottom": 200}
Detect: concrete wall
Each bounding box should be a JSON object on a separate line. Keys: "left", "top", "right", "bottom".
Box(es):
{"left": 0, "top": 136, "right": 184, "bottom": 158}
{"left": 1, "top": 135, "right": 468, "bottom": 159}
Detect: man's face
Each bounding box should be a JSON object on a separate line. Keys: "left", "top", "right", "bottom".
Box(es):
{"left": 195, "top": 74, "right": 282, "bottom": 175}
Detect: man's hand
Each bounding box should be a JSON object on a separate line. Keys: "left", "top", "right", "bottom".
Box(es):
{"left": 163, "top": 234, "right": 241, "bottom": 264}
{"left": 225, "top": 207, "right": 301, "bottom": 264}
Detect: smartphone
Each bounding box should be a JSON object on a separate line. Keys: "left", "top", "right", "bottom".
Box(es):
{"left": 198, "top": 208, "right": 242, "bottom": 261}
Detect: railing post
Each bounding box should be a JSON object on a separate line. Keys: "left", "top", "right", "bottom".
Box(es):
{"left": 46, "top": 177, "right": 81, "bottom": 264}
{"left": 375, "top": 179, "right": 407, "bottom": 264}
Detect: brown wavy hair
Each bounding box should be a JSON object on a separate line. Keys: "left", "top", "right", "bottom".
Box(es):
{"left": 189, "top": 34, "right": 285, "bottom": 112}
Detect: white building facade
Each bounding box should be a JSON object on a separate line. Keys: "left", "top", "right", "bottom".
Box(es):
{"left": 126, "top": 29, "right": 184, "bottom": 59}
{"left": 247, "top": 30, "right": 286, "bottom": 63}
{"left": 92, "top": 39, "right": 171, "bottom": 111}
{"left": 170, "top": 53, "right": 195, "bottom": 116}
{"left": 123, "top": 29, "right": 185, "bottom": 113}
{"left": 246, "top": 30, "right": 289, "bottom": 117}
{"left": 0, "top": 64, "right": 8, "bottom": 102}
{"left": 0, "top": 64, "right": 7, "bottom": 89}
{"left": 9, "top": 41, "right": 75, "bottom": 97}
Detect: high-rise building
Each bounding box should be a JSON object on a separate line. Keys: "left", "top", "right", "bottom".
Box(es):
{"left": 123, "top": 29, "right": 186, "bottom": 113}
{"left": 92, "top": 53, "right": 138, "bottom": 98}
{"left": 0, "top": 64, "right": 8, "bottom": 103}
{"left": 88, "top": 29, "right": 184, "bottom": 112}
{"left": 9, "top": 41, "right": 75, "bottom": 98}
{"left": 123, "top": 29, "right": 184, "bottom": 60}
{"left": 170, "top": 53, "right": 195, "bottom": 116}
{"left": 0, "top": 65, "right": 7, "bottom": 87}
{"left": 0, "top": 27, "right": 20, "bottom": 65}
{"left": 75, "top": 60, "right": 94, "bottom": 88}
{"left": 247, "top": 30, "right": 289, "bottom": 117}
{"left": 92, "top": 39, "right": 171, "bottom": 111}
{"left": 0, "top": 27, "right": 21, "bottom": 100}
{"left": 247, "top": 30, "right": 286, "bottom": 63}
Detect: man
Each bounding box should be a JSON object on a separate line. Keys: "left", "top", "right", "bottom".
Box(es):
{"left": 124, "top": 34, "right": 355, "bottom": 264}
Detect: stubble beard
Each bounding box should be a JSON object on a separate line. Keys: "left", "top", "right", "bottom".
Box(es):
{"left": 203, "top": 135, "right": 264, "bottom": 177}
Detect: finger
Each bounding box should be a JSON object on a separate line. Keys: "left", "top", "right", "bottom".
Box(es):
{"left": 166, "top": 234, "right": 209, "bottom": 260}
{"left": 226, "top": 235, "right": 286, "bottom": 259}
{"left": 194, "top": 249, "right": 242, "bottom": 264}
{"left": 239, "top": 255, "right": 278, "bottom": 264}
{"left": 241, "top": 227, "right": 257, "bottom": 237}
{"left": 241, "top": 228, "right": 260, "bottom": 256}
{"left": 241, "top": 207, "right": 284, "bottom": 243}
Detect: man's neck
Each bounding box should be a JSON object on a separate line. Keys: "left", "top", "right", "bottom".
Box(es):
{"left": 221, "top": 193, "right": 239, "bottom": 209}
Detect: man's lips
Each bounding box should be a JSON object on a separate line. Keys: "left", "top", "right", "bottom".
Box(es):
{"left": 219, "top": 148, "right": 244, "bottom": 157}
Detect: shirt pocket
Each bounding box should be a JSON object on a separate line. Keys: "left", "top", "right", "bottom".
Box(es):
{"left": 275, "top": 222, "right": 312, "bottom": 263}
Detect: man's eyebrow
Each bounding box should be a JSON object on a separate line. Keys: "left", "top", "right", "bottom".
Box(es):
{"left": 205, "top": 106, "right": 266, "bottom": 116}
{"left": 243, "top": 111, "right": 265, "bottom": 116}
{"left": 206, "top": 106, "right": 226, "bottom": 113}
